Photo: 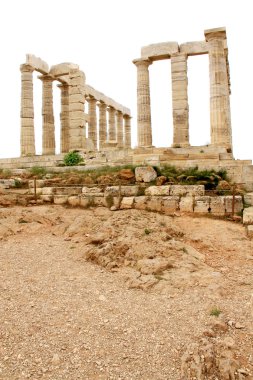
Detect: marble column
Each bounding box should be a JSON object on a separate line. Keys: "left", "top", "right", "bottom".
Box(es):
{"left": 116, "top": 111, "right": 124, "bottom": 148}
{"left": 171, "top": 53, "right": 190, "bottom": 147}
{"left": 98, "top": 101, "right": 107, "bottom": 150}
{"left": 133, "top": 59, "right": 152, "bottom": 147}
{"left": 58, "top": 84, "right": 70, "bottom": 153}
{"left": 108, "top": 106, "right": 116, "bottom": 141}
{"left": 205, "top": 27, "right": 232, "bottom": 151}
{"left": 87, "top": 96, "right": 97, "bottom": 149}
{"left": 40, "top": 75, "right": 55, "bottom": 155}
{"left": 20, "top": 64, "right": 35, "bottom": 156}
{"left": 123, "top": 115, "right": 131, "bottom": 148}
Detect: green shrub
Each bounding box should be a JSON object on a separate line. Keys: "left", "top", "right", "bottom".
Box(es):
{"left": 63, "top": 151, "right": 84, "bottom": 166}
{"left": 210, "top": 307, "right": 221, "bottom": 317}
{"left": 30, "top": 166, "right": 47, "bottom": 178}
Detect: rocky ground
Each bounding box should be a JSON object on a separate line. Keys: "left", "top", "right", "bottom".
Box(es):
{"left": 0, "top": 204, "right": 253, "bottom": 379}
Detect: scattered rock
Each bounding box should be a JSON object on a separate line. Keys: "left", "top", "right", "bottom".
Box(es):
{"left": 135, "top": 166, "right": 157, "bottom": 183}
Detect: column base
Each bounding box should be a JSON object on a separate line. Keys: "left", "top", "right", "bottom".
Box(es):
{"left": 171, "top": 143, "right": 190, "bottom": 148}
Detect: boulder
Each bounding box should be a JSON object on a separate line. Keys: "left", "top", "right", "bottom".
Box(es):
{"left": 243, "top": 207, "right": 253, "bottom": 225}
{"left": 156, "top": 176, "right": 167, "bottom": 186}
{"left": 118, "top": 169, "right": 135, "bottom": 180}
{"left": 135, "top": 166, "right": 157, "bottom": 183}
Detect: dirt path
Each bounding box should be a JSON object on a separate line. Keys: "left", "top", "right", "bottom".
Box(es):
{"left": 0, "top": 206, "right": 253, "bottom": 379}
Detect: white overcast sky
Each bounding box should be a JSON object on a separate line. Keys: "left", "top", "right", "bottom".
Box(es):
{"left": 0, "top": 0, "right": 252, "bottom": 161}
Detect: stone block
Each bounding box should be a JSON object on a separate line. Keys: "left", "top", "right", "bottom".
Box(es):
{"left": 120, "top": 197, "right": 134, "bottom": 209}
{"left": 41, "top": 187, "right": 55, "bottom": 195}
{"left": 82, "top": 186, "right": 104, "bottom": 197}
{"left": 243, "top": 207, "right": 253, "bottom": 225}
{"left": 0, "top": 179, "right": 15, "bottom": 188}
{"left": 246, "top": 225, "right": 253, "bottom": 239}
{"left": 162, "top": 196, "right": 179, "bottom": 214}
{"left": 146, "top": 197, "right": 163, "bottom": 212}
{"left": 54, "top": 187, "right": 82, "bottom": 195}
{"left": 54, "top": 195, "right": 68, "bottom": 205}
{"left": 40, "top": 195, "right": 53, "bottom": 202}
{"left": 135, "top": 166, "right": 157, "bottom": 183}
{"left": 209, "top": 197, "right": 225, "bottom": 216}
{"left": 29, "top": 180, "right": 45, "bottom": 188}
{"left": 223, "top": 196, "right": 243, "bottom": 214}
{"left": 179, "top": 196, "right": 194, "bottom": 212}
{"left": 93, "top": 197, "right": 107, "bottom": 207}
{"left": 194, "top": 196, "right": 211, "bottom": 214}
{"left": 68, "top": 196, "right": 80, "bottom": 207}
{"left": 134, "top": 196, "right": 148, "bottom": 210}
{"left": 80, "top": 196, "right": 90, "bottom": 208}
{"left": 145, "top": 185, "right": 170, "bottom": 196}
{"left": 244, "top": 193, "right": 253, "bottom": 206}
{"left": 170, "top": 185, "right": 205, "bottom": 197}
{"left": 104, "top": 186, "right": 139, "bottom": 197}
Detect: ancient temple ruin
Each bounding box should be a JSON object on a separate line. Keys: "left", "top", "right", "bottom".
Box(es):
{"left": 133, "top": 27, "right": 232, "bottom": 151}
{"left": 20, "top": 55, "right": 131, "bottom": 156}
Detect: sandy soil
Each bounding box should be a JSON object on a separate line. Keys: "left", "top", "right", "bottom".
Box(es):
{"left": 0, "top": 205, "right": 253, "bottom": 379}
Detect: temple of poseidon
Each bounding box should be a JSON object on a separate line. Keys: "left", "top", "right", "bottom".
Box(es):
{"left": 1, "top": 27, "right": 253, "bottom": 190}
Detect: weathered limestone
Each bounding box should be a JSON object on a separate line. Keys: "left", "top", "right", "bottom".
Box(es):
{"left": 20, "top": 64, "right": 35, "bottom": 156}
{"left": 58, "top": 84, "right": 70, "bottom": 153}
{"left": 124, "top": 115, "right": 131, "bottom": 148}
{"left": 68, "top": 69, "right": 86, "bottom": 150}
{"left": 204, "top": 27, "right": 232, "bottom": 151}
{"left": 87, "top": 96, "right": 97, "bottom": 150}
{"left": 116, "top": 111, "right": 124, "bottom": 148}
{"left": 40, "top": 75, "right": 55, "bottom": 155}
{"left": 20, "top": 55, "right": 131, "bottom": 157}
{"left": 98, "top": 102, "right": 107, "bottom": 150}
{"left": 133, "top": 27, "right": 233, "bottom": 154}
{"left": 133, "top": 59, "right": 152, "bottom": 147}
{"left": 171, "top": 53, "right": 189, "bottom": 147}
{"left": 108, "top": 106, "right": 116, "bottom": 141}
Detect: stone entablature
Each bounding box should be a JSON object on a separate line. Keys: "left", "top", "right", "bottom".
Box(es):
{"left": 133, "top": 27, "right": 232, "bottom": 152}
{"left": 20, "top": 55, "right": 131, "bottom": 156}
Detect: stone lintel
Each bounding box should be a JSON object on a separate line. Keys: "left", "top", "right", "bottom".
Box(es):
{"left": 26, "top": 54, "right": 49, "bottom": 74}
{"left": 141, "top": 42, "right": 179, "bottom": 61}
{"left": 85, "top": 84, "right": 131, "bottom": 116}
{"left": 204, "top": 27, "right": 227, "bottom": 41}
{"left": 49, "top": 63, "right": 79, "bottom": 77}
{"left": 180, "top": 41, "right": 208, "bottom": 56}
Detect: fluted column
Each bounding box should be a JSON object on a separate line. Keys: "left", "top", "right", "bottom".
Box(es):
{"left": 20, "top": 64, "right": 35, "bottom": 156}
{"left": 133, "top": 59, "right": 152, "bottom": 147}
{"left": 108, "top": 106, "right": 116, "bottom": 141}
{"left": 171, "top": 53, "right": 190, "bottom": 147}
{"left": 205, "top": 27, "right": 232, "bottom": 151}
{"left": 116, "top": 111, "right": 124, "bottom": 148}
{"left": 58, "top": 84, "right": 70, "bottom": 153}
{"left": 40, "top": 75, "right": 55, "bottom": 155}
{"left": 124, "top": 115, "right": 131, "bottom": 148}
{"left": 98, "top": 101, "right": 107, "bottom": 149}
{"left": 87, "top": 96, "right": 97, "bottom": 149}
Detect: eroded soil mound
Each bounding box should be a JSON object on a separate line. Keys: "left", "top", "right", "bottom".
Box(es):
{"left": 0, "top": 205, "right": 253, "bottom": 379}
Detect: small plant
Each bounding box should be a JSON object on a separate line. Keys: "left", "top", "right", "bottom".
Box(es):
{"left": 30, "top": 166, "right": 47, "bottom": 178}
{"left": 63, "top": 151, "right": 84, "bottom": 166}
{"left": 144, "top": 228, "right": 151, "bottom": 235}
{"left": 14, "top": 179, "right": 22, "bottom": 188}
{"left": 182, "top": 247, "right": 188, "bottom": 254}
{"left": 210, "top": 307, "right": 222, "bottom": 317}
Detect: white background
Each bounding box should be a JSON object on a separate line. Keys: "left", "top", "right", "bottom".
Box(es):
{"left": 0, "top": 0, "right": 252, "bottom": 161}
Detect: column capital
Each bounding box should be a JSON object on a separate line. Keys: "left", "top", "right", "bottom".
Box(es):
{"left": 97, "top": 101, "right": 107, "bottom": 109}
{"left": 204, "top": 27, "right": 227, "bottom": 42}
{"left": 38, "top": 74, "right": 55, "bottom": 82}
{"left": 86, "top": 96, "right": 97, "bottom": 104}
{"left": 20, "top": 64, "right": 34, "bottom": 73}
{"left": 133, "top": 58, "right": 152, "bottom": 67}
